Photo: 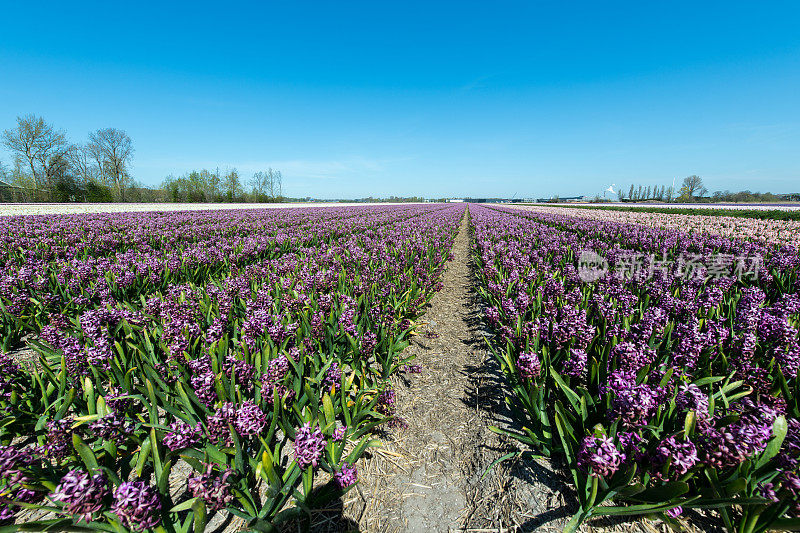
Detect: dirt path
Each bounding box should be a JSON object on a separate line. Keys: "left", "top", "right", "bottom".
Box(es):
{"left": 329, "top": 207, "right": 567, "bottom": 532}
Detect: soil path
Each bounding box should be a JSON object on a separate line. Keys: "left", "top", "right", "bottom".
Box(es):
{"left": 335, "top": 207, "right": 569, "bottom": 532}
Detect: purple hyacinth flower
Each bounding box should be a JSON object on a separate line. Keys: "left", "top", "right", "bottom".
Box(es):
{"left": 577, "top": 435, "right": 625, "bottom": 478}
{"left": 334, "top": 461, "right": 358, "bottom": 488}
{"left": 517, "top": 352, "right": 541, "bottom": 380}
{"left": 234, "top": 400, "right": 268, "bottom": 436}
{"left": 49, "top": 469, "right": 110, "bottom": 522}
{"left": 294, "top": 422, "right": 327, "bottom": 469}
{"left": 112, "top": 481, "right": 162, "bottom": 531}
{"left": 163, "top": 420, "right": 202, "bottom": 451}
{"left": 187, "top": 464, "right": 234, "bottom": 512}
{"left": 332, "top": 425, "right": 347, "bottom": 442}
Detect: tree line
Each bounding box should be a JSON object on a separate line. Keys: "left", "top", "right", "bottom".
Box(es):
{"left": 160, "top": 168, "right": 283, "bottom": 203}
{"left": 615, "top": 175, "right": 795, "bottom": 203}
{"left": 0, "top": 114, "right": 286, "bottom": 203}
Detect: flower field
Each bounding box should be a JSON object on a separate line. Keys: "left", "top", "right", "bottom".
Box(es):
{"left": 2, "top": 200, "right": 799, "bottom": 532}
{"left": 0, "top": 204, "right": 465, "bottom": 531}
{"left": 472, "top": 204, "right": 800, "bottom": 532}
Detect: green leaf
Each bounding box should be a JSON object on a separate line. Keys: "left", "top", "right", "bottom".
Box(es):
{"left": 769, "top": 517, "right": 800, "bottom": 531}
{"left": 629, "top": 481, "right": 690, "bottom": 503}
{"left": 756, "top": 415, "right": 787, "bottom": 470}
{"left": 322, "top": 394, "right": 335, "bottom": 427}
{"left": 170, "top": 497, "right": 201, "bottom": 513}
{"left": 72, "top": 433, "right": 98, "bottom": 471}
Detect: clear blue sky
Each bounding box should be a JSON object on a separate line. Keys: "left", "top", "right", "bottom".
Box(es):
{"left": 1, "top": 1, "right": 799, "bottom": 199}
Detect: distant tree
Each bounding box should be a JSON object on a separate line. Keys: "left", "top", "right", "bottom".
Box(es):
{"left": 679, "top": 175, "right": 707, "bottom": 201}
{"left": 222, "top": 168, "right": 242, "bottom": 201}
{"left": 205, "top": 168, "right": 221, "bottom": 201}
{"left": 250, "top": 168, "right": 283, "bottom": 201}
{"left": 628, "top": 184, "right": 635, "bottom": 201}
{"left": 250, "top": 171, "right": 267, "bottom": 200}
{"left": 617, "top": 187, "right": 626, "bottom": 202}
{"left": 67, "top": 144, "right": 100, "bottom": 187}
{"left": 2, "top": 114, "right": 69, "bottom": 194}
{"left": 88, "top": 128, "right": 134, "bottom": 201}
{"left": 85, "top": 181, "right": 114, "bottom": 202}
{"left": 273, "top": 169, "right": 282, "bottom": 198}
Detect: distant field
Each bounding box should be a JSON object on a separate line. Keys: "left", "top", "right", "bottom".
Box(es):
{"left": 525, "top": 202, "right": 800, "bottom": 221}
{"left": 537, "top": 201, "right": 800, "bottom": 211}
{"left": 0, "top": 202, "right": 423, "bottom": 216}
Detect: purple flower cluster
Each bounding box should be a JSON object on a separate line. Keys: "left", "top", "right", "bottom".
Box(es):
{"left": 261, "top": 354, "right": 295, "bottom": 406}
{"left": 650, "top": 436, "right": 698, "bottom": 480}
{"left": 49, "top": 469, "right": 110, "bottom": 522}
{"left": 0, "top": 445, "right": 41, "bottom": 520}
{"left": 577, "top": 435, "right": 625, "bottom": 478}
{"left": 206, "top": 403, "right": 237, "bottom": 446}
{"left": 323, "top": 361, "right": 342, "bottom": 388}
{"left": 43, "top": 418, "right": 74, "bottom": 459}
{"left": 188, "top": 357, "right": 218, "bottom": 408}
{"left": 332, "top": 425, "right": 347, "bottom": 442}
{"left": 163, "top": 419, "right": 202, "bottom": 451}
{"left": 377, "top": 388, "right": 396, "bottom": 416}
{"left": 112, "top": 481, "right": 162, "bottom": 531}
{"left": 294, "top": 422, "right": 327, "bottom": 469}
{"left": 334, "top": 461, "right": 358, "bottom": 488}
{"left": 675, "top": 384, "right": 710, "bottom": 421}
{"left": 233, "top": 400, "right": 268, "bottom": 436}
{"left": 560, "top": 349, "right": 587, "bottom": 380}
{"left": 90, "top": 412, "right": 133, "bottom": 443}
{"left": 0, "top": 353, "right": 23, "bottom": 401}
{"left": 187, "top": 464, "right": 234, "bottom": 511}
{"left": 604, "top": 370, "right": 663, "bottom": 427}
{"left": 517, "top": 352, "right": 542, "bottom": 380}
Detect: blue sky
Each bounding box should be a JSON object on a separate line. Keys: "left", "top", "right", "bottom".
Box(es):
{"left": 1, "top": 1, "right": 799, "bottom": 199}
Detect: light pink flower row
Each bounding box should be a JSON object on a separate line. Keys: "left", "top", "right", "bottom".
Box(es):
{"left": 509, "top": 205, "right": 800, "bottom": 248}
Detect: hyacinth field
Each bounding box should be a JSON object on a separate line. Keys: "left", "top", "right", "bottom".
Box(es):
{"left": 0, "top": 204, "right": 465, "bottom": 531}
{"left": 1, "top": 202, "right": 799, "bottom": 532}
{"left": 472, "top": 204, "right": 800, "bottom": 532}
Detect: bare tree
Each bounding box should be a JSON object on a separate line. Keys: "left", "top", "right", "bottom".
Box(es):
{"left": 680, "top": 175, "right": 707, "bottom": 200}
{"left": 88, "top": 128, "right": 134, "bottom": 201}
{"left": 1, "top": 114, "right": 69, "bottom": 192}
{"left": 617, "top": 187, "right": 626, "bottom": 202}
{"left": 251, "top": 168, "right": 282, "bottom": 200}
{"left": 223, "top": 168, "right": 242, "bottom": 201}
{"left": 67, "top": 144, "right": 99, "bottom": 187}
{"left": 250, "top": 171, "right": 267, "bottom": 198}
{"left": 274, "top": 169, "right": 282, "bottom": 198}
